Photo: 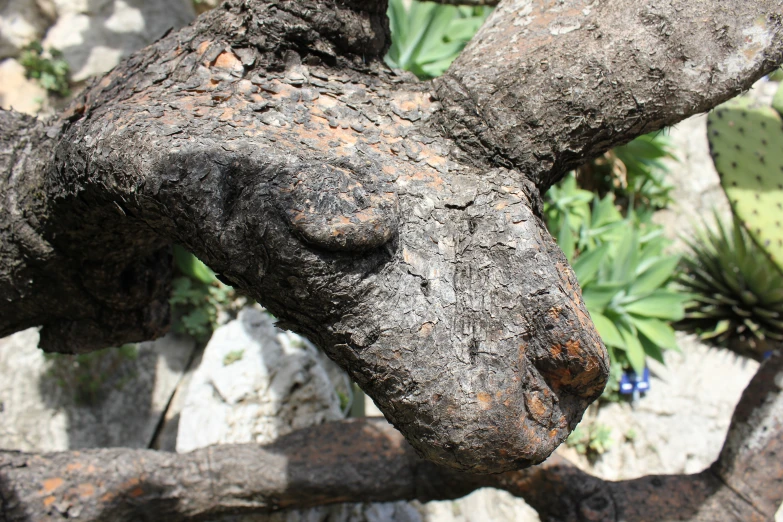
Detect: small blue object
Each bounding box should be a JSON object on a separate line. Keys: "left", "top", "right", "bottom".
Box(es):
{"left": 620, "top": 368, "right": 650, "bottom": 395}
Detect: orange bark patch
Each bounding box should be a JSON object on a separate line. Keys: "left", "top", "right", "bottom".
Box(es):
{"left": 477, "top": 391, "right": 492, "bottom": 410}
{"left": 526, "top": 394, "right": 547, "bottom": 417}
{"left": 197, "top": 40, "right": 212, "bottom": 55}
{"left": 418, "top": 322, "right": 435, "bottom": 337}
{"left": 43, "top": 495, "right": 56, "bottom": 507}
{"left": 66, "top": 462, "right": 83, "bottom": 472}
{"left": 130, "top": 487, "right": 145, "bottom": 498}
{"left": 41, "top": 477, "right": 64, "bottom": 494}
{"left": 78, "top": 483, "right": 96, "bottom": 498}
{"left": 213, "top": 51, "right": 243, "bottom": 70}
{"left": 550, "top": 344, "right": 562, "bottom": 357}
{"left": 565, "top": 339, "right": 581, "bottom": 357}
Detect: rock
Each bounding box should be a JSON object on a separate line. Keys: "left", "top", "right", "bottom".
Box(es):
{"left": 0, "top": 0, "right": 53, "bottom": 59}
{"left": 0, "top": 57, "right": 48, "bottom": 114}
{"left": 175, "top": 307, "right": 349, "bottom": 453}
{"left": 42, "top": 0, "right": 195, "bottom": 82}
{"left": 0, "top": 328, "right": 195, "bottom": 451}
{"left": 421, "top": 490, "right": 540, "bottom": 522}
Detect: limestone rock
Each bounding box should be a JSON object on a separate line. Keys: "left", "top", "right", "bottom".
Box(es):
{"left": 421, "top": 490, "right": 540, "bottom": 522}
{"left": 0, "top": 0, "right": 53, "bottom": 59}
{"left": 43, "top": 0, "right": 195, "bottom": 81}
{"left": 0, "top": 57, "right": 48, "bottom": 114}
{"left": 175, "top": 307, "right": 349, "bottom": 453}
{"left": 0, "top": 328, "right": 195, "bottom": 451}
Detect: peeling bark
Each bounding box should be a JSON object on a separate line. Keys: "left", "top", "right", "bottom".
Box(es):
{"left": 2, "top": 355, "right": 782, "bottom": 521}
{"left": 0, "top": 0, "right": 781, "bottom": 477}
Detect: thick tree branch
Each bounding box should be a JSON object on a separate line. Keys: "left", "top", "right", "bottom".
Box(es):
{"left": 2, "top": 356, "right": 782, "bottom": 521}
{"left": 0, "top": 0, "right": 609, "bottom": 473}
{"left": 436, "top": 0, "right": 783, "bottom": 190}
{"left": 1, "top": 0, "right": 780, "bottom": 475}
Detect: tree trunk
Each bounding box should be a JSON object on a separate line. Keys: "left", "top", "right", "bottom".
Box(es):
{"left": 0, "top": 0, "right": 781, "bottom": 480}
{"left": 2, "top": 354, "right": 782, "bottom": 521}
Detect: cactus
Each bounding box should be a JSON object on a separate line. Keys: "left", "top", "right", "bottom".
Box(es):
{"left": 707, "top": 92, "right": 783, "bottom": 273}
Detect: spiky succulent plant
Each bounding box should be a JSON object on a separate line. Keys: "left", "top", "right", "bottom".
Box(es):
{"left": 678, "top": 216, "right": 783, "bottom": 359}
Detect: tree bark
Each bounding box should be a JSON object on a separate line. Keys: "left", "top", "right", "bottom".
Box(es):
{"left": 0, "top": 0, "right": 781, "bottom": 475}
{"left": 2, "top": 354, "right": 782, "bottom": 522}
{"left": 437, "top": 0, "right": 783, "bottom": 191}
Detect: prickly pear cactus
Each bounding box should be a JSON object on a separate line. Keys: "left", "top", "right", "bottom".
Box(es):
{"left": 773, "top": 82, "right": 783, "bottom": 117}
{"left": 707, "top": 93, "right": 783, "bottom": 273}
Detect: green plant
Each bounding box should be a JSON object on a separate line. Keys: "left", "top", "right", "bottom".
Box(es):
{"left": 566, "top": 422, "right": 613, "bottom": 461}
{"left": 19, "top": 41, "right": 71, "bottom": 97}
{"left": 677, "top": 216, "right": 783, "bottom": 358}
{"left": 577, "top": 133, "right": 676, "bottom": 211}
{"left": 574, "top": 223, "right": 686, "bottom": 377}
{"left": 545, "top": 175, "right": 629, "bottom": 262}
{"left": 170, "top": 245, "right": 237, "bottom": 342}
{"left": 545, "top": 176, "right": 686, "bottom": 399}
{"left": 45, "top": 345, "right": 138, "bottom": 405}
{"left": 707, "top": 92, "right": 783, "bottom": 274}
{"left": 385, "top": 0, "right": 491, "bottom": 79}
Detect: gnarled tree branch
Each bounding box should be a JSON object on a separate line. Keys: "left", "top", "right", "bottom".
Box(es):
{"left": 437, "top": 0, "right": 783, "bottom": 190}
{"left": 2, "top": 355, "right": 782, "bottom": 521}
{"left": 1, "top": 0, "right": 782, "bottom": 475}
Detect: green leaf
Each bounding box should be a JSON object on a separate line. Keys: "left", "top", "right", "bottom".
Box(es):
{"left": 591, "top": 313, "right": 625, "bottom": 348}
{"left": 611, "top": 227, "right": 639, "bottom": 284}
{"left": 572, "top": 243, "right": 609, "bottom": 286}
{"left": 558, "top": 220, "right": 576, "bottom": 262}
{"left": 630, "top": 256, "right": 680, "bottom": 295}
{"left": 582, "top": 282, "right": 625, "bottom": 312}
{"left": 173, "top": 245, "right": 217, "bottom": 284}
{"left": 618, "top": 322, "right": 646, "bottom": 374}
{"left": 639, "top": 334, "right": 666, "bottom": 364}
{"left": 623, "top": 290, "right": 686, "bottom": 320}
{"left": 630, "top": 315, "right": 679, "bottom": 352}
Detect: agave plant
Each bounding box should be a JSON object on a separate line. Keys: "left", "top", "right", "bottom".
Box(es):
{"left": 385, "top": 0, "right": 492, "bottom": 79}
{"left": 574, "top": 225, "right": 686, "bottom": 376}
{"left": 677, "top": 216, "right": 783, "bottom": 359}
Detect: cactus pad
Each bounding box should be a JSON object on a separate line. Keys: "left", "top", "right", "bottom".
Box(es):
{"left": 707, "top": 97, "right": 783, "bottom": 273}
{"left": 773, "top": 82, "right": 783, "bottom": 118}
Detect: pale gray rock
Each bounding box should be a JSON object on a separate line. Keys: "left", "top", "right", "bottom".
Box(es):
{"left": 420, "top": 490, "right": 540, "bottom": 522}
{"left": 0, "top": 0, "right": 53, "bottom": 59}
{"left": 42, "top": 0, "right": 195, "bottom": 81}
{"left": 175, "top": 307, "right": 349, "bottom": 453}
{"left": 0, "top": 328, "right": 195, "bottom": 451}
{"left": 0, "top": 57, "right": 48, "bottom": 114}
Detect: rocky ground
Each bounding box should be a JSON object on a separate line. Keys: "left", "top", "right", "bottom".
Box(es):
{"left": 0, "top": 2, "right": 779, "bottom": 520}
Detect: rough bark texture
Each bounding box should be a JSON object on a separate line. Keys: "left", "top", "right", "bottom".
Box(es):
{"left": 437, "top": 0, "right": 783, "bottom": 191}
{"left": 2, "top": 355, "right": 782, "bottom": 521}
{"left": 0, "top": 0, "right": 781, "bottom": 477}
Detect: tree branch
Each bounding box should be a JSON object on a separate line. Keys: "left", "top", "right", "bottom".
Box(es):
{"left": 2, "top": 355, "right": 782, "bottom": 521}
{"left": 2, "top": 0, "right": 781, "bottom": 476}
{"left": 436, "top": 0, "right": 783, "bottom": 190}
{"left": 0, "top": 0, "right": 609, "bottom": 473}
